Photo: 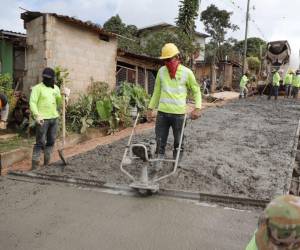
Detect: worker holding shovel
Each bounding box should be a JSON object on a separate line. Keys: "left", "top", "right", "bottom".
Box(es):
{"left": 29, "top": 67, "right": 70, "bottom": 170}
{"left": 147, "top": 43, "right": 201, "bottom": 167}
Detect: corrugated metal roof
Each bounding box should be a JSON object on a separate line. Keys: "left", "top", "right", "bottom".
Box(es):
{"left": 21, "top": 11, "right": 116, "bottom": 38}
{"left": 0, "top": 29, "right": 26, "bottom": 38}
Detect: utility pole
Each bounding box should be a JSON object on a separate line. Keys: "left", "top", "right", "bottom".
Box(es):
{"left": 243, "top": 0, "right": 251, "bottom": 74}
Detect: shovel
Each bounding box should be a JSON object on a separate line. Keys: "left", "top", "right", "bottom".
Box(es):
{"left": 58, "top": 80, "right": 68, "bottom": 168}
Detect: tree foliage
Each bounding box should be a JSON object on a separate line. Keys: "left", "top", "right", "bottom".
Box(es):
{"left": 103, "top": 15, "right": 141, "bottom": 53}
{"left": 201, "top": 4, "right": 238, "bottom": 47}
{"left": 176, "top": 0, "right": 199, "bottom": 36}
{"left": 234, "top": 37, "right": 267, "bottom": 58}
{"left": 247, "top": 56, "right": 261, "bottom": 72}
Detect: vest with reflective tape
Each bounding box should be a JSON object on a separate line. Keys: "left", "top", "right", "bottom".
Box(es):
{"left": 158, "top": 65, "right": 188, "bottom": 114}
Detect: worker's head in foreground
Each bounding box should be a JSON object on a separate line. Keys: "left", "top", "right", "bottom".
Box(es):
{"left": 255, "top": 195, "right": 300, "bottom": 250}
{"left": 42, "top": 67, "right": 55, "bottom": 88}
{"left": 160, "top": 43, "right": 180, "bottom": 79}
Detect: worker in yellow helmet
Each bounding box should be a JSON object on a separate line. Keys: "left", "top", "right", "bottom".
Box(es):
{"left": 147, "top": 43, "right": 201, "bottom": 167}
{"left": 292, "top": 70, "right": 300, "bottom": 99}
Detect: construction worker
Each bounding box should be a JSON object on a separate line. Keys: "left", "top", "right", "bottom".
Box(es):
{"left": 246, "top": 195, "right": 300, "bottom": 250}
{"left": 0, "top": 93, "right": 9, "bottom": 129}
{"left": 239, "top": 72, "right": 249, "bottom": 99}
{"left": 268, "top": 69, "right": 281, "bottom": 100}
{"left": 30, "top": 67, "right": 70, "bottom": 169}
{"left": 147, "top": 43, "right": 201, "bottom": 165}
{"left": 292, "top": 70, "right": 300, "bottom": 99}
{"left": 284, "top": 69, "right": 294, "bottom": 98}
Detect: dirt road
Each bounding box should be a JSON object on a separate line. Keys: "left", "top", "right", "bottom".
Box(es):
{"left": 37, "top": 97, "right": 300, "bottom": 199}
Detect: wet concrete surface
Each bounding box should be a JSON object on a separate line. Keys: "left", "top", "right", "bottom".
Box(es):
{"left": 37, "top": 97, "right": 300, "bottom": 200}
{"left": 0, "top": 177, "right": 259, "bottom": 250}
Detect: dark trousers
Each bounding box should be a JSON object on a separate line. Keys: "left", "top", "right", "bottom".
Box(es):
{"left": 155, "top": 111, "right": 185, "bottom": 155}
{"left": 292, "top": 87, "right": 299, "bottom": 99}
{"left": 285, "top": 84, "right": 292, "bottom": 97}
{"left": 32, "top": 118, "right": 58, "bottom": 162}
{"left": 268, "top": 85, "right": 279, "bottom": 100}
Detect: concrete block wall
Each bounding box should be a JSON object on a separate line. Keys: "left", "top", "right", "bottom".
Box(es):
{"left": 23, "top": 16, "right": 46, "bottom": 95}
{"left": 46, "top": 15, "right": 117, "bottom": 98}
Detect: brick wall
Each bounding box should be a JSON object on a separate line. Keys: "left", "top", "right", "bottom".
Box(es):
{"left": 23, "top": 16, "right": 46, "bottom": 94}
{"left": 24, "top": 14, "right": 118, "bottom": 98}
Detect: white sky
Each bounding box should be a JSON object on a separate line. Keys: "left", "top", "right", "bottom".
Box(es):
{"left": 1, "top": 0, "right": 300, "bottom": 68}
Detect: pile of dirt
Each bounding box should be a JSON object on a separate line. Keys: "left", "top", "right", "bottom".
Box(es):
{"left": 36, "top": 97, "right": 300, "bottom": 199}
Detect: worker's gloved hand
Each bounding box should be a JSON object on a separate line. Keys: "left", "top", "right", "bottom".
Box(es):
{"left": 191, "top": 108, "right": 201, "bottom": 120}
{"left": 0, "top": 121, "right": 7, "bottom": 130}
{"left": 36, "top": 116, "right": 44, "bottom": 126}
{"left": 146, "top": 109, "right": 154, "bottom": 122}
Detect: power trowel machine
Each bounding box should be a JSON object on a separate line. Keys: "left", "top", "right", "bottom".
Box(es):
{"left": 120, "top": 113, "right": 188, "bottom": 195}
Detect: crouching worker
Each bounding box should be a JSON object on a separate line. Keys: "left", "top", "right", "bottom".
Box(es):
{"left": 29, "top": 67, "right": 70, "bottom": 169}
{"left": 246, "top": 195, "right": 300, "bottom": 250}
{"left": 147, "top": 43, "right": 201, "bottom": 167}
{"left": 0, "top": 93, "right": 9, "bottom": 129}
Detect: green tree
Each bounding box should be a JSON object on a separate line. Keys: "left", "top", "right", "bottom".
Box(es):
{"left": 103, "top": 15, "right": 141, "bottom": 53}
{"left": 176, "top": 0, "right": 199, "bottom": 36}
{"left": 200, "top": 4, "right": 239, "bottom": 91}
{"left": 247, "top": 56, "right": 261, "bottom": 73}
{"left": 234, "top": 37, "right": 267, "bottom": 58}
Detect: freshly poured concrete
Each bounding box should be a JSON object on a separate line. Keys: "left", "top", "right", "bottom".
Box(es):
{"left": 0, "top": 178, "right": 259, "bottom": 250}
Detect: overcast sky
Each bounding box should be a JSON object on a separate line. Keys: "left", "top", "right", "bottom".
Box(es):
{"left": 1, "top": 0, "right": 300, "bottom": 67}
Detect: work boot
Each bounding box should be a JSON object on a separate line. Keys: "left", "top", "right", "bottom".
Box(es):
{"left": 44, "top": 146, "right": 53, "bottom": 166}
{"left": 31, "top": 160, "right": 40, "bottom": 170}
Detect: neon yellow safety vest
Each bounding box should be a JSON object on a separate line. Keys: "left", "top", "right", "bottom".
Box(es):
{"left": 30, "top": 82, "right": 62, "bottom": 119}
{"left": 240, "top": 75, "right": 249, "bottom": 88}
{"left": 284, "top": 73, "right": 293, "bottom": 85}
{"left": 245, "top": 234, "right": 258, "bottom": 250}
{"left": 148, "top": 64, "right": 201, "bottom": 114}
{"left": 272, "top": 72, "right": 281, "bottom": 86}
{"left": 293, "top": 75, "right": 300, "bottom": 88}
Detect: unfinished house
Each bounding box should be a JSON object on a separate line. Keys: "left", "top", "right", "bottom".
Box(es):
{"left": 117, "top": 49, "right": 161, "bottom": 94}
{"left": 21, "top": 11, "right": 118, "bottom": 98}
{"left": 138, "top": 23, "right": 209, "bottom": 62}
{"left": 0, "top": 30, "right": 26, "bottom": 90}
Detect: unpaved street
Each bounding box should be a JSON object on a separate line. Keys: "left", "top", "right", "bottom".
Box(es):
{"left": 37, "top": 97, "right": 300, "bottom": 199}
{"left": 0, "top": 178, "right": 259, "bottom": 250}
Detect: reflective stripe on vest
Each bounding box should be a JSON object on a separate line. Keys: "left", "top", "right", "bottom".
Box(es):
{"left": 159, "top": 67, "right": 188, "bottom": 94}
{"left": 159, "top": 98, "right": 186, "bottom": 105}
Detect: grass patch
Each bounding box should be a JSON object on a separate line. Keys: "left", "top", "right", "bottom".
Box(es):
{"left": 0, "top": 136, "right": 34, "bottom": 153}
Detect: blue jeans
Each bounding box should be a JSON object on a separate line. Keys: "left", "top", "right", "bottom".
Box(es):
{"left": 32, "top": 118, "right": 58, "bottom": 162}
{"left": 285, "top": 84, "right": 292, "bottom": 97}
{"left": 155, "top": 111, "right": 185, "bottom": 155}
{"left": 268, "top": 85, "right": 279, "bottom": 100}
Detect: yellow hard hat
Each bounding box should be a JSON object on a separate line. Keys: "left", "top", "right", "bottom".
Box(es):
{"left": 160, "top": 43, "right": 180, "bottom": 59}
{"left": 289, "top": 69, "right": 294, "bottom": 74}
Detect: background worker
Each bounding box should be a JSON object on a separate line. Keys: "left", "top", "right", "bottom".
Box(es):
{"left": 268, "top": 69, "right": 281, "bottom": 100}
{"left": 246, "top": 195, "right": 300, "bottom": 250}
{"left": 284, "top": 69, "right": 294, "bottom": 98}
{"left": 147, "top": 43, "right": 201, "bottom": 165}
{"left": 0, "top": 93, "right": 9, "bottom": 129}
{"left": 239, "top": 72, "right": 249, "bottom": 99}
{"left": 292, "top": 70, "right": 300, "bottom": 99}
{"left": 30, "top": 67, "right": 70, "bottom": 169}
